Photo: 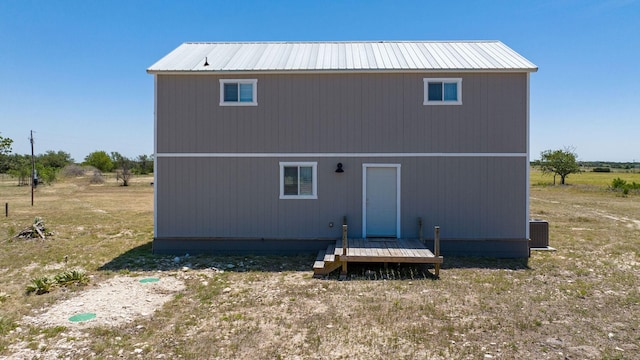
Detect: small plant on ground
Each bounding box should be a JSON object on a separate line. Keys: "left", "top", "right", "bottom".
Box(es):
{"left": 41, "top": 326, "right": 67, "bottom": 338}
{"left": 0, "top": 316, "right": 17, "bottom": 335}
{"left": 26, "top": 276, "right": 54, "bottom": 295}
{"left": 0, "top": 292, "right": 8, "bottom": 303}
{"left": 26, "top": 270, "right": 90, "bottom": 295}
{"left": 54, "top": 269, "right": 89, "bottom": 286}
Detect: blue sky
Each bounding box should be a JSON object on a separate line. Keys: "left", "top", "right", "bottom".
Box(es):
{"left": 1, "top": 0, "right": 638, "bottom": 162}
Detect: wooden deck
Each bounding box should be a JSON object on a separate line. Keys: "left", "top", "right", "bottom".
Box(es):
{"left": 313, "top": 237, "right": 443, "bottom": 278}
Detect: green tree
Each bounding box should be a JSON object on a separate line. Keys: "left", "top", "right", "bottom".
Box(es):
{"left": 0, "top": 133, "right": 12, "bottom": 155}
{"left": 35, "top": 163, "right": 58, "bottom": 185}
{"left": 0, "top": 133, "right": 14, "bottom": 173}
{"left": 6, "top": 154, "right": 31, "bottom": 185}
{"left": 38, "top": 150, "right": 74, "bottom": 169}
{"left": 539, "top": 147, "right": 581, "bottom": 185}
{"left": 84, "top": 151, "right": 113, "bottom": 172}
{"left": 133, "top": 154, "right": 153, "bottom": 175}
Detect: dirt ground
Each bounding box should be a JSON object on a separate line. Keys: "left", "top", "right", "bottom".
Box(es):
{"left": 4, "top": 274, "right": 185, "bottom": 359}
{"left": 21, "top": 275, "right": 185, "bottom": 329}
{"left": 1, "top": 174, "right": 639, "bottom": 359}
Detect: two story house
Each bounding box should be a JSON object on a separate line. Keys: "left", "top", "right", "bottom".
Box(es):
{"left": 147, "top": 41, "right": 537, "bottom": 257}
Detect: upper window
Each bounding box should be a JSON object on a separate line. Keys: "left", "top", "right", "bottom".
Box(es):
{"left": 279, "top": 162, "right": 317, "bottom": 199}
{"left": 219, "top": 79, "right": 257, "bottom": 106}
{"left": 423, "top": 78, "right": 462, "bottom": 105}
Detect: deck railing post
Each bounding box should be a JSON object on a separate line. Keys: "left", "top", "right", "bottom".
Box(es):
{"left": 434, "top": 226, "right": 440, "bottom": 257}
{"left": 342, "top": 224, "right": 348, "bottom": 256}
{"left": 341, "top": 224, "right": 348, "bottom": 276}
{"left": 434, "top": 226, "right": 441, "bottom": 277}
{"left": 418, "top": 217, "right": 423, "bottom": 243}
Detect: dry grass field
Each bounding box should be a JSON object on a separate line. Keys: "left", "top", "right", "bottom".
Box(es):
{"left": 0, "top": 169, "right": 639, "bottom": 359}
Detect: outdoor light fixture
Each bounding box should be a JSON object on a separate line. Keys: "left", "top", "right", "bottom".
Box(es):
{"left": 335, "top": 163, "right": 344, "bottom": 173}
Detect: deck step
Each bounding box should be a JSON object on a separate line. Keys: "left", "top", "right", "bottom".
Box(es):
{"left": 313, "top": 249, "right": 326, "bottom": 271}
{"left": 314, "top": 238, "right": 443, "bottom": 277}
{"left": 313, "top": 244, "right": 343, "bottom": 276}
{"left": 324, "top": 244, "right": 336, "bottom": 263}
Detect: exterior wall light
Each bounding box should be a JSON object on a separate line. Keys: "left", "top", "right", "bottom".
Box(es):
{"left": 335, "top": 163, "right": 344, "bottom": 173}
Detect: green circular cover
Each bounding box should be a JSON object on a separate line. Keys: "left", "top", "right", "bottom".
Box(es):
{"left": 139, "top": 277, "right": 160, "bottom": 283}
{"left": 68, "top": 313, "right": 96, "bottom": 322}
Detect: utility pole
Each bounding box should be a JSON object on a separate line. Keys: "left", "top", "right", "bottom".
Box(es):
{"left": 30, "top": 130, "right": 35, "bottom": 206}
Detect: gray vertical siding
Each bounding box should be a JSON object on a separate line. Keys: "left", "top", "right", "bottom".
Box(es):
{"left": 156, "top": 73, "right": 528, "bottom": 154}
{"left": 154, "top": 71, "right": 530, "bottom": 257}
{"left": 156, "top": 157, "right": 527, "bottom": 246}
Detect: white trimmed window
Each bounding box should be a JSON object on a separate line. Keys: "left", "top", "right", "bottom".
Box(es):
{"left": 279, "top": 162, "right": 317, "bottom": 199}
{"left": 219, "top": 79, "right": 257, "bottom": 106}
{"left": 423, "top": 78, "right": 462, "bottom": 105}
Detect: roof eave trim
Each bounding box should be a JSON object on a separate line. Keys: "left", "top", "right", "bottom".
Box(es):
{"left": 146, "top": 68, "right": 538, "bottom": 75}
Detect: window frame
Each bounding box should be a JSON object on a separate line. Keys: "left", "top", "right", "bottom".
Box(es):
{"left": 423, "top": 78, "right": 462, "bottom": 105}
{"left": 279, "top": 162, "right": 318, "bottom": 200}
{"left": 219, "top": 79, "right": 258, "bottom": 106}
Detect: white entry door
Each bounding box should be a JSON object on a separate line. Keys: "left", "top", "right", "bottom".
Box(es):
{"left": 363, "top": 165, "right": 400, "bottom": 238}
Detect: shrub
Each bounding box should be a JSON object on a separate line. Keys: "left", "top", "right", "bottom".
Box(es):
{"left": 60, "top": 164, "right": 86, "bottom": 177}
{"left": 611, "top": 178, "right": 640, "bottom": 194}
{"left": 90, "top": 170, "right": 105, "bottom": 184}
{"left": 592, "top": 167, "right": 611, "bottom": 172}
{"left": 611, "top": 177, "right": 627, "bottom": 189}
{"left": 37, "top": 166, "right": 58, "bottom": 184}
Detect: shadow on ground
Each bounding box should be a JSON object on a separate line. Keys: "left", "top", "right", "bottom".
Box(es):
{"left": 98, "top": 241, "right": 530, "bottom": 280}
{"left": 98, "top": 241, "right": 316, "bottom": 273}
{"left": 443, "top": 256, "right": 530, "bottom": 270}
{"left": 324, "top": 256, "right": 529, "bottom": 281}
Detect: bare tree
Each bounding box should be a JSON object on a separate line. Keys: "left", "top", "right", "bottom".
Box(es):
{"left": 112, "top": 152, "right": 133, "bottom": 186}
{"left": 115, "top": 159, "right": 132, "bottom": 186}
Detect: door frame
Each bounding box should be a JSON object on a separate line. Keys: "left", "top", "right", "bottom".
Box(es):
{"left": 362, "top": 163, "right": 401, "bottom": 238}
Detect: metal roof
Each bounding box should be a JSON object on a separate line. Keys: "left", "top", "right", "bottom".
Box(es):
{"left": 147, "top": 41, "right": 537, "bottom": 73}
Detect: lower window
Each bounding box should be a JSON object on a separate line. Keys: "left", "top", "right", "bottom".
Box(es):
{"left": 279, "top": 162, "right": 317, "bottom": 199}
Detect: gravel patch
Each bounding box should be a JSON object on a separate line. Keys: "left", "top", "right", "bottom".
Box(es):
{"left": 22, "top": 275, "right": 185, "bottom": 328}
